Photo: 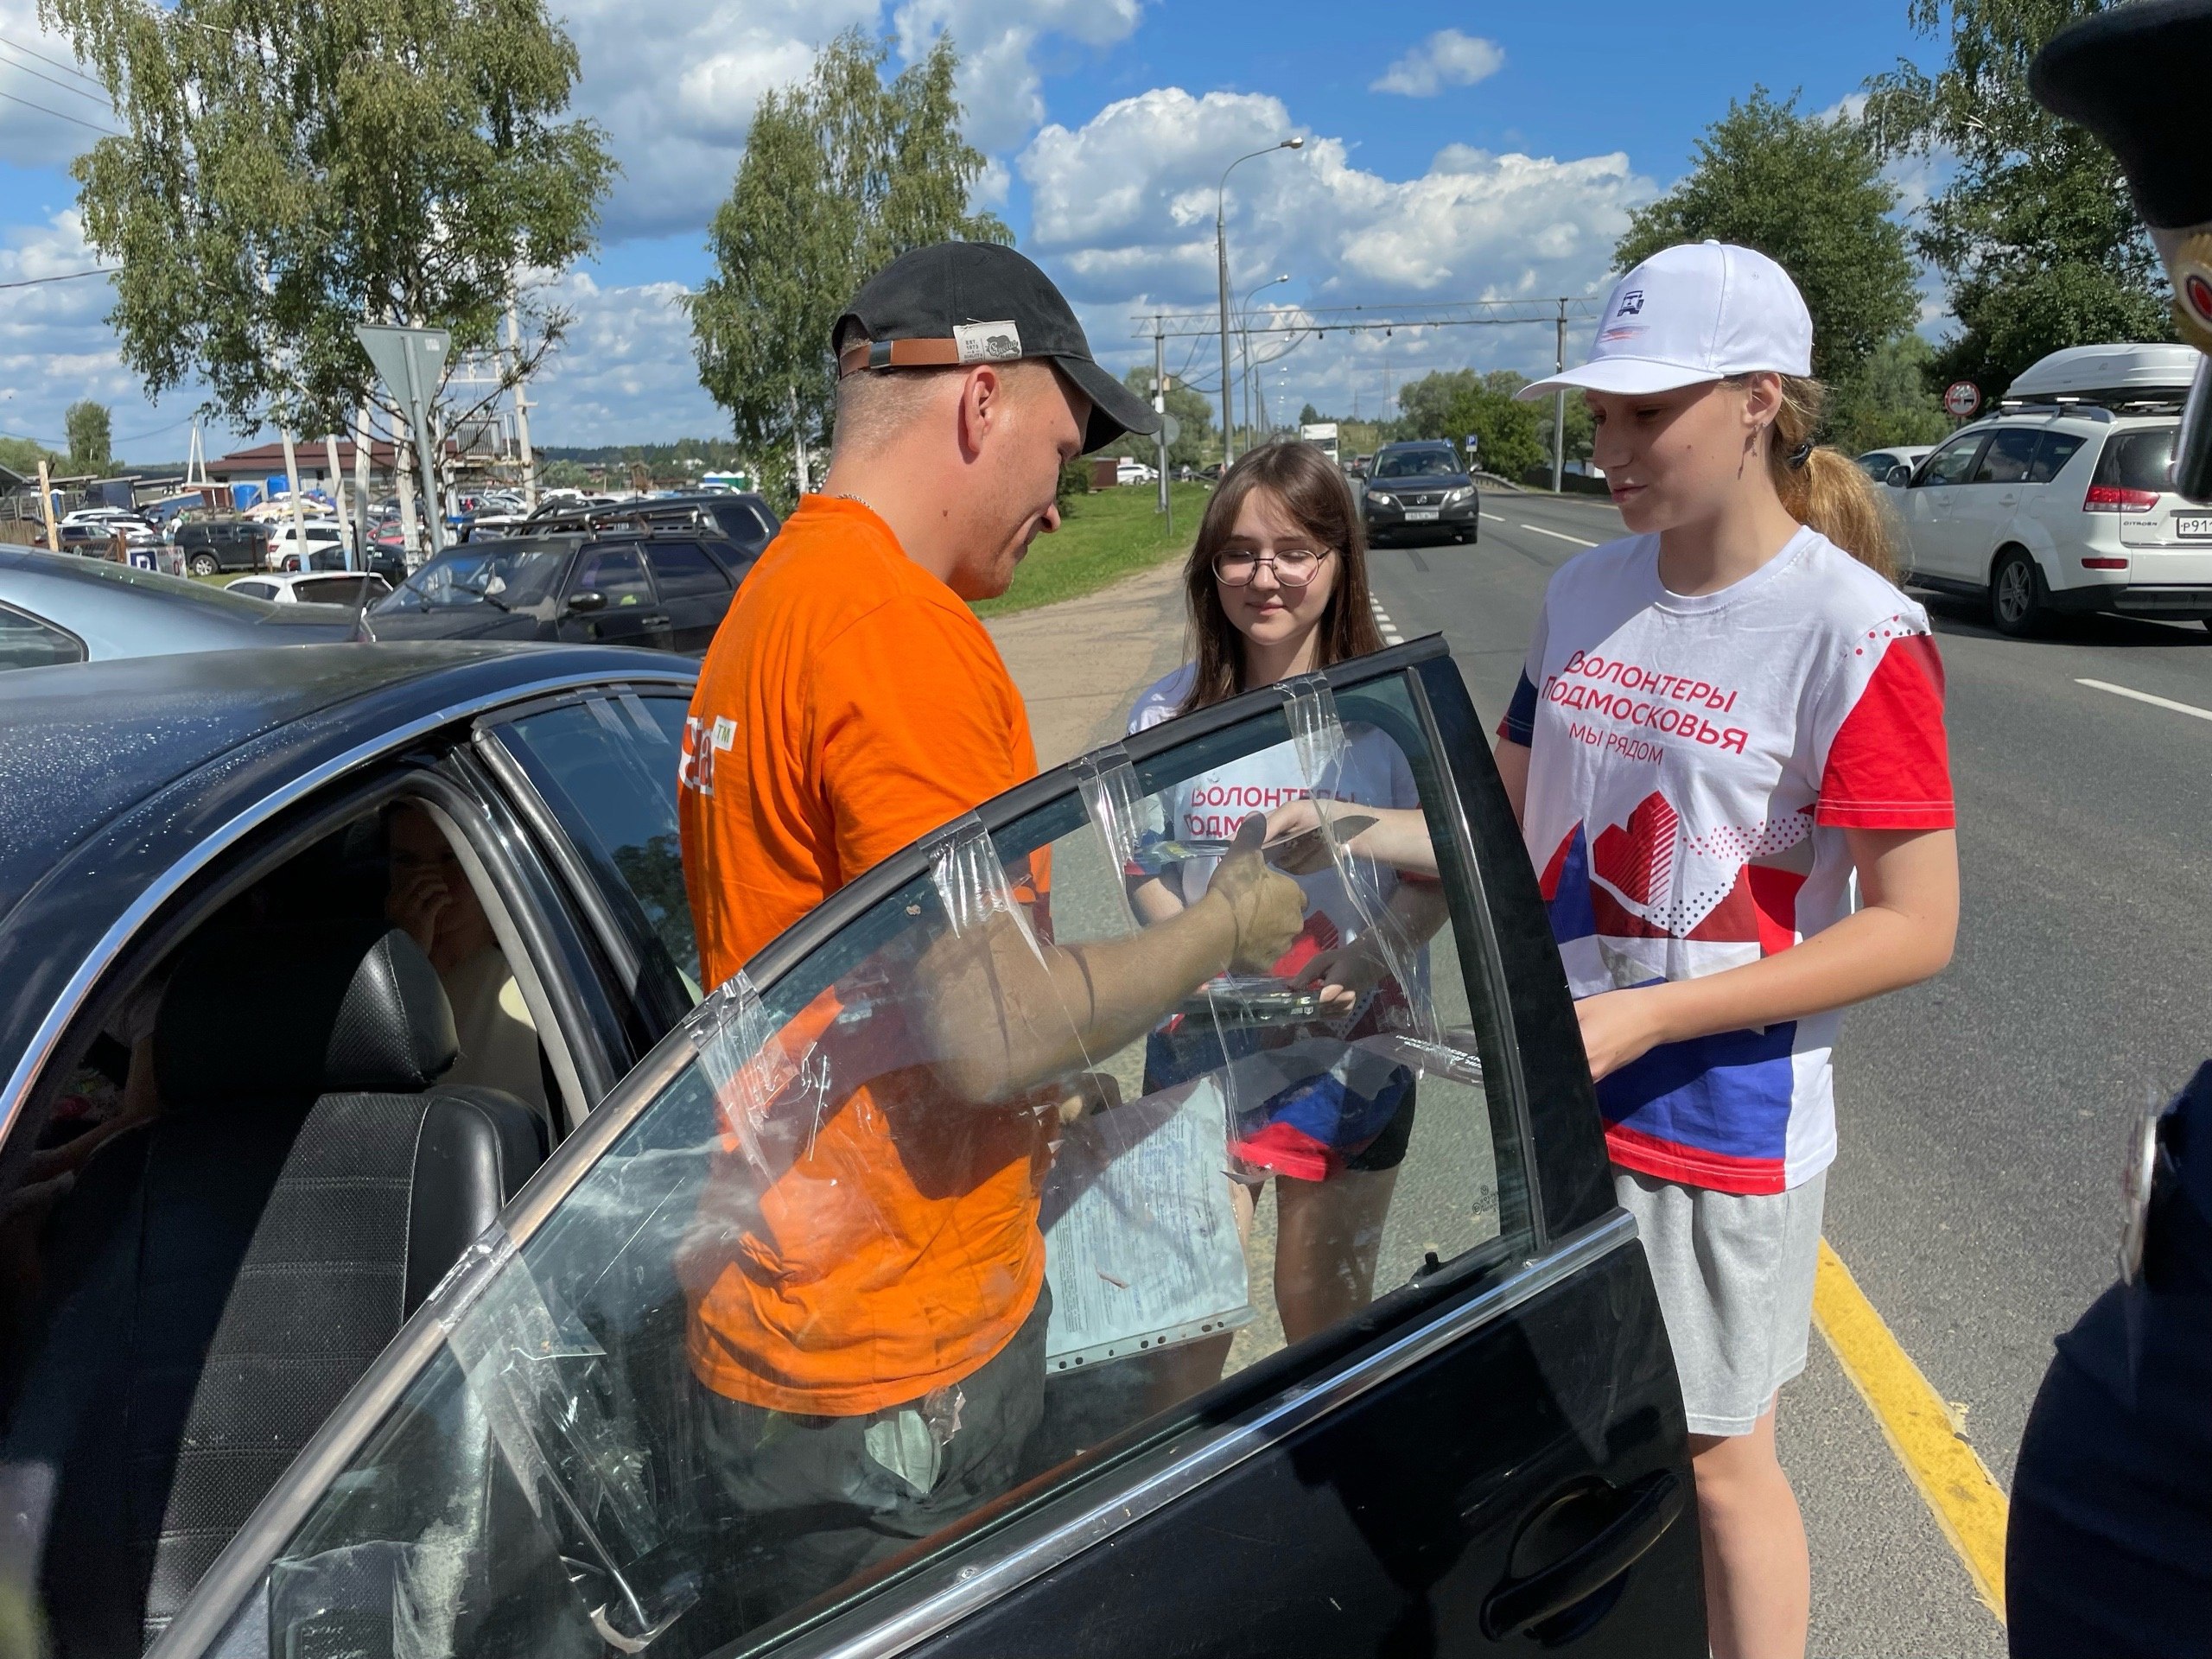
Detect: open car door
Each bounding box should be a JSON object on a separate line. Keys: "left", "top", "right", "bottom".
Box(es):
{"left": 154, "top": 639, "right": 1704, "bottom": 1659}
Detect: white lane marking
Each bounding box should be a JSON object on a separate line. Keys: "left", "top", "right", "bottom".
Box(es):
{"left": 1370, "top": 597, "right": 1403, "bottom": 645}
{"left": 2075, "top": 677, "right": 2212, "bottom": 723}
{"left": 1480, "top": 512, "right": 1506, "bottom": 523}
{"left": 1520, "top": 523, "right": 1599, "bottom": 547}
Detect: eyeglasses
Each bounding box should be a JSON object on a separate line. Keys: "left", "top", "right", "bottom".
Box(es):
{"left": 1211, "top": 547, "right": 1333, "bottom": 588}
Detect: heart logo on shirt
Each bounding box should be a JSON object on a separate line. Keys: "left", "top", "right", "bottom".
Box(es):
{"left": 1591, "top": 791, "right": 1679, "bottom": 906}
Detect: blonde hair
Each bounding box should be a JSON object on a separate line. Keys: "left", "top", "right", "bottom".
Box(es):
{"left": 1739, "top": 374, "right": 1898, "bottom": 582}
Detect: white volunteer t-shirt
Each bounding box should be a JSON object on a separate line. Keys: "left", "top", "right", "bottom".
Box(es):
{"left": 1500, "top": 528, "right": 1953, "bottom": 1194}
{"left": 1128, "top": 664, "right": 1422, "bottom": 980}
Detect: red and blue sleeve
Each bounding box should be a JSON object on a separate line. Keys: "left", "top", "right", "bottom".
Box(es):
{"left": 1816, "top": 633, "right": 1955, "bottom": 830}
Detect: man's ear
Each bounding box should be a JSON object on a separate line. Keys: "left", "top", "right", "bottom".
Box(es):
{"left": 957, "top": 365, "right": 1004, "bottom": 461}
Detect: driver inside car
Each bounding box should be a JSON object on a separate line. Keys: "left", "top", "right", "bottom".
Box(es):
{"left": 381, "top": 803, "right": 549, "bottom": 1116}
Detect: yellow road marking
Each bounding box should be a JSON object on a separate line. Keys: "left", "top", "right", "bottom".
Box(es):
{"left": 1811, "top": 1238, "right": 2010, "bottom": 1624}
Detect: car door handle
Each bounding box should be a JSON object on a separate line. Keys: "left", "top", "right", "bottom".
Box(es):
{"left": 1999, "top": 493, "right": 2018, "bottom": 505}
{"left": 1478, "top": 1470, "right": 1686, "bottom": 1641}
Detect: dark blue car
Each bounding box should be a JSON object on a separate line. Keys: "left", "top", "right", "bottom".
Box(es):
{"left": 0, "top": 640, "right": 1700, "bottom": 1658}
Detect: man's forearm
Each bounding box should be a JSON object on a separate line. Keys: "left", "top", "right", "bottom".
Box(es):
{"left": 918, "top": 894, "right": 1238, "bottom": 1102}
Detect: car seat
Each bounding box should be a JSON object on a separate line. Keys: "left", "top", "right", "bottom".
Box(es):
{"left": 7, "top": 918, "right": 545, "bottom": 1655}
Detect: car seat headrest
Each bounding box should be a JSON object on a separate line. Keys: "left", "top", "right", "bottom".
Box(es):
{"left": 156, "top": 920, "right": 457, "bottom": 1110}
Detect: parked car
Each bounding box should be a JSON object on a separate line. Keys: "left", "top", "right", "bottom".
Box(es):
{"left": 0, "top": 635, "right": 1700, "bottom": 1657}
{"left": 1363, "top": 440, "right": 1480, "bottom": 544}
{"left": 225, "top": 570, "right": 392, "bottom": 608}
{"left": 0, "top": 546, "right": 356, "bottom": 670}
{"left": 1115, "top": 456, "right": 1158, "bottom": 485}
{"left": 263, "top": 518, "right": 347, "bottom": 571}
{"left": 368, "top": 524, "right": 760, "bottom": 652}
{"left": 1889, "top": 343, "right": 2207, "bottom": 634}
{"left": 1855, "top": 445, "right": 1934, "bottom": 485}
{"left": 488, "top": 490, "right": 782, "bottom": 556}
{"left": 175, "top": 517, "right": 272, "bottom": 576}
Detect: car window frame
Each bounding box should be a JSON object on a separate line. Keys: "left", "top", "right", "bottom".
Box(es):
{"left": 641, "top": 536, "right": 734, "bottom": 601}
{"left": 1967, "top": 425, "right": 2043, "bottom": 486}
{"left": 2028, "top": 429, "right": 2088, "bottom": 485}
{"left": 564, "top": 538, "right": 659, "bottom": 608}
{"left": 151, "top": 635, "right": 1616, "bottom": 1659}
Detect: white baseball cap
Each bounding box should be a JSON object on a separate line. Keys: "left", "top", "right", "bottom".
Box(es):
{"left": 1516, "top": 240, "right": 1814, "bottom": 400}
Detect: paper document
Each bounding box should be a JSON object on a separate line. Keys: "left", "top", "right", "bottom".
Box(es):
{"left": 1039, "top": 1075, "right": 1253, "bottom": 1368}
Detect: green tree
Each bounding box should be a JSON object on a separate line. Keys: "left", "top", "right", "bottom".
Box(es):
{"left": 64, "top": 401, "right": 111, "bottom": 473}
{"left": 1107, "top": 366, "right": 1214, "bottom": 471}
{"left": 1392, "top": 368, "right": 1546, "bottom": 480}
{"left": 1616, "top": 88, "right": 1918, "bottom": 387}
{"left": 1825, "top": 333, "right": 1953, "bottom": 453}
{"left": 1866, "top": 0, "right": 2171, "bottom": 399}
{"left": 44, "top": 0, "right": 613, "bottom": 447}
{"left": 690, "top": 31, "right": 1008, "bottom": 509}
{"left": 0, "top": 435, "right": 65, "bottom": 478}
{"left": 1297, "top": 402, "right": 1323, "bottom": 427}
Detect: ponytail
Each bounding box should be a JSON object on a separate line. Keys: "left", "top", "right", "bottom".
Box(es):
{"left": 1746, "top": 374, "right": 1899, "bottom": 582}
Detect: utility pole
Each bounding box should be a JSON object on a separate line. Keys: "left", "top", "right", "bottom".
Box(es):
{"left": 35, "top": 458, "right": 59, "bottom": 553}
{"left": 1154, "top": 327, "right": 1176, "bottom": 535}
{"left": 279, "top": 426, "right": 310, "bottom": 570}
{"left": 323, "top": 434, "right": 351, "bottom": 570}
{"left": 506, "top": 300, "right": 537, "bottom": 509}
{"left": 1552, "top": 297, "right": 1567, "bottom": 494}
{"left": 1216, "top": 213, "right": 1235, "bottom": 471}
{"left": 352, "top": 403, "right": 373, "bottom": 564}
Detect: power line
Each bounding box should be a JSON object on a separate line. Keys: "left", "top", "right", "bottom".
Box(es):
{"left": 0, "top": 267, "right": 116, "bottom": 290}
{"left": 0, "top": 31, "right": 106, "bottom": 90}
{"left": 0, "top": 46, "right": 116, "bottom": 108}
{"left": 0, "top": 82, "right": 122, "bottom": 135}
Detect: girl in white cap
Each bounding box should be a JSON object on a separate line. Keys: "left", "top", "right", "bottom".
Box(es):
{"left": 1496, "top": 241, "right": 1959, "bottom": 1659}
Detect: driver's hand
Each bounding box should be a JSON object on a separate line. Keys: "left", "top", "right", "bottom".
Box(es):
{"left": 1204, "top": 815, "right": 1306, "bottom": 973}
{"left": 385, "top": 871, "right": 453, "bottom": 957}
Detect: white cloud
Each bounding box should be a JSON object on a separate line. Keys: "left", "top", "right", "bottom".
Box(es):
{"left": 1370, "top": 29, "right": 1504, "bottom": 99}
{"left": 1020, "top": 86, "right": 1654, "bottom": 418}
{"left": 524, "top": 270, "right": 729, "bottom": 441}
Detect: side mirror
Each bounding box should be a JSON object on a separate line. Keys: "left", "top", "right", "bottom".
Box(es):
{"left": 1887, "top": 464, "right": 1912, "bottom": 488}
{"left": 566, "top": 588, "right": 607, "bottom": 614}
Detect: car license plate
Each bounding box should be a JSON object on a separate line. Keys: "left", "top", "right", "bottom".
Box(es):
{"left": 2174, "top": 515, "right": 2212, "bottom": 539}
{"left": 1402, "top": 509, "right": 1440, "bottom": 521}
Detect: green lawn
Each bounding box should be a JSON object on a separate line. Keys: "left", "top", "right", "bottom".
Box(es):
{"left": 971, "top": 480, "right": 1208, "bottom": 618}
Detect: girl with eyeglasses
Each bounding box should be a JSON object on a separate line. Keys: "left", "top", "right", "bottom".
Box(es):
{"left": 1124, "top": 440, "right": 1446, "bottom": 1376}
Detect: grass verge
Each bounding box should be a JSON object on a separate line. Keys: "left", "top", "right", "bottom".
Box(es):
{"left": 971, "top": 480, "right": 1208, "bottom": 619}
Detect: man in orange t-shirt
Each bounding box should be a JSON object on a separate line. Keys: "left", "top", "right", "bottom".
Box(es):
{"left": 677, "top": 243, "right": 1304, "bottom": 1592}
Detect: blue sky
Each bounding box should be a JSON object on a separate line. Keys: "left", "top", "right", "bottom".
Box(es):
{"left": 0, "top": 1, "right": 1942, "bottom": 458}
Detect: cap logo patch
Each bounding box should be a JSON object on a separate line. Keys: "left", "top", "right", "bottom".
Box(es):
{"left": 1617, "top": 289, "right": 1645, "bottom": 316}
{"left": 1600, "top": 325, "right": 1647, "bottom": 343}
{"left": 954, "top": 321, "right": 1023, "bottom": 363}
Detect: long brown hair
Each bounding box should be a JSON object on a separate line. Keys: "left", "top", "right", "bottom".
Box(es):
{"left": 1177, "top": 441, "right": 1385, "bottom": 715}
{"left": 1734, "top": 373, "right": 1900, "bottom": 581}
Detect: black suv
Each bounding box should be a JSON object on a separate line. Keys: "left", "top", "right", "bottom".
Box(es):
{"left": 175, "top": 518, "right": 272, "bottom": 576}
{"left": 367, "top": 521, "right": 766, "bottom": 652}
{"left": 1363, "top": 441, "right": 1479, "bottom": 545}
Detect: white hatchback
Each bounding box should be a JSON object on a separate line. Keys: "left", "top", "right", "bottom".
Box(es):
{"left": 1888, "top": 346, "right": 2209, "bottom": 635}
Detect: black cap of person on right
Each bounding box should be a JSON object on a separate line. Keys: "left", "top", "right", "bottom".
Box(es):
{"left": 833, "top": 242, "right": 1161, "bottom": 455}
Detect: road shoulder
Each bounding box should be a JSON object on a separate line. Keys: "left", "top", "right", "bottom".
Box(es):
{"left": 984, "top": 553, "right": 1191, "bottom": 769}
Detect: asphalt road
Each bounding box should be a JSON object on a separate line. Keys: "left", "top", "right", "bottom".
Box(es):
{"left": 1363, "top": 485, "right": 2212, "bottom": 1658}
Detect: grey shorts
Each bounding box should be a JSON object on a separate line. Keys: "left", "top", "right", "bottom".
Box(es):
{"left": 1616, "top": 1166, "right": 1827, "bottom": 1439}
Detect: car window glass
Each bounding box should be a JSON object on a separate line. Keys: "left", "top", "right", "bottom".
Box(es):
{"left": 645, "top": 540, "right": 732, "bottom": 600}
{"left": 570, "top": 543, "right": 653, "bottom": 607}
{"left": 246, "top": 671, "right": 1524, "bottom": 1659}
{"left": 1969, "top": 428, "right": 2041, "bottom": 485}
{"left": 2094, "top": 426, "right": 2179, "bottom": 494}
{"left": 1916, "top": 434, "right": 1986, "bottom": 486}
{"left": 0, "top": 605, "right": 85, "bottom": 671}
{"left": 386, "top": 543, "right": 570, "bottom": 611}
{"left": 293, "top": 576, "right": 375, "bottom": 606}
{"left": 2028, "top": 432, "right": 2086, "bottom": 484}
{"left": 231, "top": 581, "right": 275, "bottom": 600}
{"left": 493, "top": 694, "right": 700, "bottom": 1001}
{"left": 1372, "top": 448, "right": 1458, "bottom": 479}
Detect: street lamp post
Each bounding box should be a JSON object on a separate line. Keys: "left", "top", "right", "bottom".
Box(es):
{"left": 1217, "top": 137, "right": 1302, "bottom": 469}
{"left": 1241, "top": 274, "right": 1289, "bottom": 453}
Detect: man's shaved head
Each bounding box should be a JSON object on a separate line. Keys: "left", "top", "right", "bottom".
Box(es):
{"left": 829, "top": 334, "right": 1063, "bottom": 463}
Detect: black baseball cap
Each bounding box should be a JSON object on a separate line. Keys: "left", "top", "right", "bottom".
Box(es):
{"left": 833, "top": 241, "right": 1160, "bottom": 454}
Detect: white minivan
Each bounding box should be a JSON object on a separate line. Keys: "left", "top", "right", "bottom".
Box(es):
{"left": 1889, "top": 344, "right": 2209, "bottom": 635}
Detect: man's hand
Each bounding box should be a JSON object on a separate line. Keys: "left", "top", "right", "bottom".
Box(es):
{"left": 1202, "top": 816, "right": 1306, "bottom": 973}
{"left": 385, "top": 868, "right": 453, "bottom": 957}
{"left": 1574, "top": 987, "right": 1672, "bottom": 1082}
